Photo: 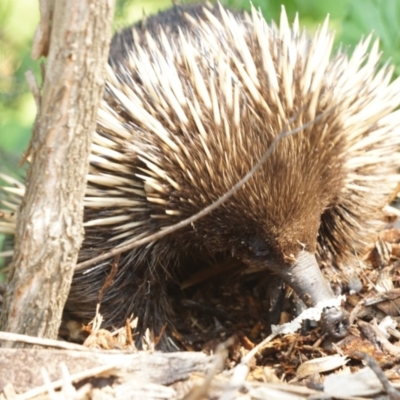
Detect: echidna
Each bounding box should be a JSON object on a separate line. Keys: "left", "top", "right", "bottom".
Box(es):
{"left": 2, "top": 3, "right": 400, "bottom": 350}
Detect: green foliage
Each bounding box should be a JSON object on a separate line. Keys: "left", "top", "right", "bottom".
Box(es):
{"left": 341, "top": 0, "right": 400, "bottom": 75}
{"left": 0, "top": 0, "right": 39, "bottom": 156}
{"left": 223, "top": 0, "right": 351, "bottom": 28}
{"left": 113, "top": 0, "right": 173, "bottom": 30}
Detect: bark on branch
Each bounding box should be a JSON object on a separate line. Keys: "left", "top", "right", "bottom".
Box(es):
{"left": 0, "top": 0, "right": 115, "bottom": 345}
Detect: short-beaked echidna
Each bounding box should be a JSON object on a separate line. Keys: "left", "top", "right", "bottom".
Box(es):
{"left": 2, "top": 3, "right": 400, "bottom": 349}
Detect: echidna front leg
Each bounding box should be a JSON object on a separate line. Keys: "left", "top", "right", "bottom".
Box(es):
{"left": 280, "top": 250, "right": 349, "bottom": 337}
{"left": 65, "top": 251, "right": 178, "bottom": 350}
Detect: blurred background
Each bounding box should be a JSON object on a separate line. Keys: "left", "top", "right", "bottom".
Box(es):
{"left": 1, "top": 0, "right": 400, "bottom": 276}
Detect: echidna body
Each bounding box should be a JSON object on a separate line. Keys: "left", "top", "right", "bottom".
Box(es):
{"left": 2, "top": 4, "right": 400, "bottom": 348}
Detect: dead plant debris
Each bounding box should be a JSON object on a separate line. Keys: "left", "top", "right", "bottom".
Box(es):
{"left": 2, "top": 222, "right": 400, "bottom": 399}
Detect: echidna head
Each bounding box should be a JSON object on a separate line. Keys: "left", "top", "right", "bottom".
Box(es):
{"left": 186, "top": 126, "right": 346, "bottom": 265}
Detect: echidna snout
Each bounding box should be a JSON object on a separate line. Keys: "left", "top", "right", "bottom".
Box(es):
{"left": 278, "top": 250, "right": 349, "bottom": 337}
{"left": 232, "top": 232, "right": 349, "bottom": 337}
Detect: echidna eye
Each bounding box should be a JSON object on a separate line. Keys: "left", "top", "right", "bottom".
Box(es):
{"left": 248, "top": 236, "right": 270, "bottom": 257}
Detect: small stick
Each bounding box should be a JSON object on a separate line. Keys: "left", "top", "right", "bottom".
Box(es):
{"left": 354, "top": 352, "right": 400, "bottom": 400}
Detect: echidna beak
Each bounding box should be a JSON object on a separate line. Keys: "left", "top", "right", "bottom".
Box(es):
{"left": 283, "top": 250, "right": 349, "bottom": 338}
